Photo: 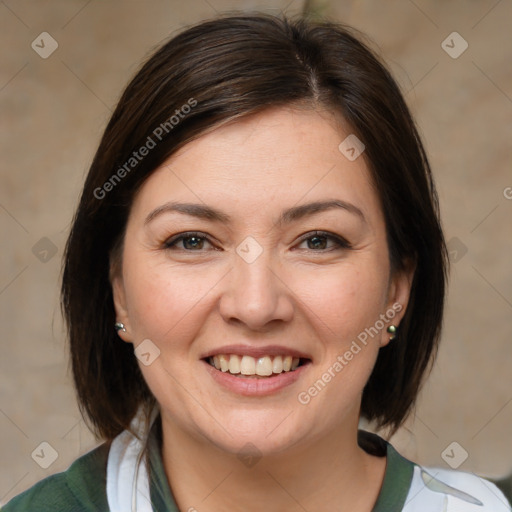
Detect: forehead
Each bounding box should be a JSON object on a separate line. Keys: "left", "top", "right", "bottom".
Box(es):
{"left": 130, "top": 107, "right": 382, "bottom": 226}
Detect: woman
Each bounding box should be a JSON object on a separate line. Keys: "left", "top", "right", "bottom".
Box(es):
{"left": 3, "top": 13, "right": 510, "bottom": 512}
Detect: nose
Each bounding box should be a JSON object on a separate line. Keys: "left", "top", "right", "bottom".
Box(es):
{"left": 218, "top": 246, "right": 294, "bottom": 330}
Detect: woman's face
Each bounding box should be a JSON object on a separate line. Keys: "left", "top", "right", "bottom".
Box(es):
{"left": 112, "top": 106, "right": 412, "bottom": 455}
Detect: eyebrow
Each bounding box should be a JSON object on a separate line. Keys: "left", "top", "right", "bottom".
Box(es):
{"left": 144, "top": 199, "right": 366, "bottom": 226}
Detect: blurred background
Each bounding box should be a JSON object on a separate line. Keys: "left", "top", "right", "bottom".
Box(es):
{"left": 1, "top": 0, "right": 511, "bottom": 505}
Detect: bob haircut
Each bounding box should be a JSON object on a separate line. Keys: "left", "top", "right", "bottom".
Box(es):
{"left": 61, "top": 13, "right": 448, "bottom": 441}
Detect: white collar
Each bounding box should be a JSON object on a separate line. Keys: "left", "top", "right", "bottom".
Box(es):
{"left": 106, "top": 405, "right": 159, "bottom": 512}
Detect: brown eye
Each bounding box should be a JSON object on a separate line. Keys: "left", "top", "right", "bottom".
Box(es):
{"left": 296, "top": 231, "right": 351, "bottom": 251}
{"left": 164, "top": 232, "right": 214, "bottom": 251}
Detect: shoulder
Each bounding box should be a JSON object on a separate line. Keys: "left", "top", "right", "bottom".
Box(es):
{"left": 1, "top": 443, "right": 111, "bottom": 512}
{"left": 406, "top": 463, "right": 511, "bottom": 511}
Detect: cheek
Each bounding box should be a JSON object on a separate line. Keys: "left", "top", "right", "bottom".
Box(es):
{"left": 298, "top": 259, "right": 389, "bottom": 337}
{"left": 122, "top": 251, "right": 217, "bottom": 341}
{"left": 122, "top": 254, "right": 215, "bottom": 407}
{"left": 294, "top": 266, "right": 388, "bottom": 422}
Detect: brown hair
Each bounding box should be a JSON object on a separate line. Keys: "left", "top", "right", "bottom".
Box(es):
{"left": 61, "top": 12, "right": 448, "bottom": 440}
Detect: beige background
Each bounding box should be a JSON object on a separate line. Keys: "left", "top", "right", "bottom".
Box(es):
{"left": 1, "top": 0, "right": 511, "bottom": 505}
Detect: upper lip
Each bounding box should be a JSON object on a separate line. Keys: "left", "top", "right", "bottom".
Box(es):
{"left": 200, "top": 344, "right": 312, "bottom": 361}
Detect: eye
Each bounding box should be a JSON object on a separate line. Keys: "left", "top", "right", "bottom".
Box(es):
{"left": 162, "top": 230, "right": 351, "bottom": 253}
{"left": 163, "top": 232, "right": 215, "bottom": 251}
{"left": 296, "top": 231, "right": 351, "bottom": 251}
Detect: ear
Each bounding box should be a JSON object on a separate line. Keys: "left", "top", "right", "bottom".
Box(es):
{"left": 111, "top": 267, "right": 132, "bottom": 344}
{"left": 380, "top": 258, "right": 416, "bottom": 348}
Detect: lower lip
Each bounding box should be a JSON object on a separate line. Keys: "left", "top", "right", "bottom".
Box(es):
{"left": 202, "top": 360, "right": 311, "bottom": 396}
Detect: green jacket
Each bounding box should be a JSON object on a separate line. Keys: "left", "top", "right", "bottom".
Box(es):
{"left": 2, "top": 424, "right": 510, "bottom": 511}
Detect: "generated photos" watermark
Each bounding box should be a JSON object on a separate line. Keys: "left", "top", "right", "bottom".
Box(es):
{"left": 93, "top": 97, "right": 197, "bottom": 200}
{"left": 297, "top": 303, "right": 402, "bottom": 405}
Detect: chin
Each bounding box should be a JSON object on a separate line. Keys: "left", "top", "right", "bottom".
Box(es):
{"left": 191, "top": 411, "right": 309, "bottom": 458}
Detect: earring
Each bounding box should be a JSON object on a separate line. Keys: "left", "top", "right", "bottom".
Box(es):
{"left": 114, "top": 322, "right": 126, "bottom": 333}
{"left": 386, "top": 325, "right": 397, "bottom": 340}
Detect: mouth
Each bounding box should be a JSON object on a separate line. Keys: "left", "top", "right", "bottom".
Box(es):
{"left": 203, "top": 354, "right": 312, "bottom": 379}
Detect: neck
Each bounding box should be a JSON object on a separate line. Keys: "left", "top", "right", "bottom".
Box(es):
{"left": 160, "top": 415, "right": 387, "bottom": 512}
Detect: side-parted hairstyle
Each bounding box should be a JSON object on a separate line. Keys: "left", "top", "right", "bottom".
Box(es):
{"left": 61, "top": 13, "right": 448, "bottom": 441}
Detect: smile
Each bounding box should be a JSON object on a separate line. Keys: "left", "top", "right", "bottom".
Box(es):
{"left": 207, "top": 354, "right": 307, "bottom": 378}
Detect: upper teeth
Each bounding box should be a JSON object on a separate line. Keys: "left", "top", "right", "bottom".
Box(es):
{"left": 209, "top": 354, "right": 301, "bottom": 376}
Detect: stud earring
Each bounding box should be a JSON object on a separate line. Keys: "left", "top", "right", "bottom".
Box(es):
{"left": 114, "top": 322, "right": 126, "bottom": 333}
{"left": 386, "top": 325, "right": 397, "bottom": 340}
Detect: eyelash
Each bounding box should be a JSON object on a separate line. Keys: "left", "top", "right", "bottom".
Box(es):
{"left": 163, "top": 231, "right": 352, "bottom": 252}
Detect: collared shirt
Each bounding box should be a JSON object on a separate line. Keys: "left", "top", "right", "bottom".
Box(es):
{"left": 2, "top": 419, "right": 510, "bottom": 511}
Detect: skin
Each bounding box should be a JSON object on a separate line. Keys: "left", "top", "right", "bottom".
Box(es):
{"left": 112, "top": 106, "right": 414, "bottom": 511}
